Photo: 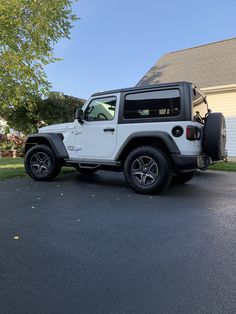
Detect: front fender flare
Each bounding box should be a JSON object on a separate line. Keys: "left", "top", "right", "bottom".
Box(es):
{"left": 25, "top": 133, "right": 69, "bottom": 159}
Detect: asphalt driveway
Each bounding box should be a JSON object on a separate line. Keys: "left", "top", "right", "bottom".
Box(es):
{"left": 0, "top": 170, "right": 236, "bottom": 314}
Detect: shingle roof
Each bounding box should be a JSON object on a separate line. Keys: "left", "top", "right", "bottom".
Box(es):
{"left": 137, "top": 38, "right": 236, "bottom": 88}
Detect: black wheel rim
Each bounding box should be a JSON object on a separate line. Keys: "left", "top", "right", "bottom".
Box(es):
{"left": 131, "top": 156, "right": 159, "bottom": 186}
{"left": 30, "top": 152, "right": 51, "bottom": 176}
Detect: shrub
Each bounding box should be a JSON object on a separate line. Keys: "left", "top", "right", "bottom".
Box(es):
{"left": 0, "top": 133, "right": 25, "bottom": 156}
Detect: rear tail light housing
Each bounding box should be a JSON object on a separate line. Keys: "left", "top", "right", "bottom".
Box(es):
{"left": 186, "top": 126, "right": 201, "bottom": 141}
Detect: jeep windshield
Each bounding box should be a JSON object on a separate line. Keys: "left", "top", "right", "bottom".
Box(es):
{"left": 192, "top": 86, "right": 208, "bottom": 123}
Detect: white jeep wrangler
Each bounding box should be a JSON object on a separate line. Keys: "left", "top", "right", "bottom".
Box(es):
{"left": 24, "top": 82, "right": 227, "bottom": 194}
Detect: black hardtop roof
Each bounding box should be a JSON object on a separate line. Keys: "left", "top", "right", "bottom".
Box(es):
{"left": 91, "top": 81, "right": 193, "bottom": 97}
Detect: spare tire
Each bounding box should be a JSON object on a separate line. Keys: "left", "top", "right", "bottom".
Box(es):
{"left": 203, "top": 112, "right": 226, "bottom": 161}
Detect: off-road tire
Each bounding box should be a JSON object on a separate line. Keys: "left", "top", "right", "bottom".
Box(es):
{"left": 24, "top": 145, "right": 61, "bottom": 181}
{"left": 203, "top": 113, "right": 226, "bottom": 161}
{"left": 172, "top": 171, "right": 195, "bottom": 184}
{"left": 124, "top": 146, "right": 172, "bottom": 194}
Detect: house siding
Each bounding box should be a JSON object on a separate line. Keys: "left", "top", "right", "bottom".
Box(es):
{"left": 203, "top": 89, "right": 236, "bottom": 157}
{"left": 225, "top": 118, "right": 236, "bottom": 158}
{"left": 203, "top": 89, "right": 236, "bottom": 118}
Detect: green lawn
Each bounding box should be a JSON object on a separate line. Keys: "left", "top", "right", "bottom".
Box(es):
{"left": 208, "top": 161, "right": 236, "bottom": 171}
{"left": 0, "top": 158, "right": 236, "bottom": 180}
{"left": 0, "top": 158, "right": 25, "bottom": 180}
{"left": 0, "top": 158, "right": 76, "bottom": 180}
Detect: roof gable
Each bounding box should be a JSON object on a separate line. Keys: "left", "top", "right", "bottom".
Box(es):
{"left": 137, "top": 38, "right": 236, "bottom": 88}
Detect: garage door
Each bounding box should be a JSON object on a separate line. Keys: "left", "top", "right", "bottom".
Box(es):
{"left": 225, "top": 118, "right": 236, "bottom": 157}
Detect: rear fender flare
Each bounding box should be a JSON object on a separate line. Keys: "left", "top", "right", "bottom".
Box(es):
{"left": 115, "top": 131, "right": 180, "bottom": 161}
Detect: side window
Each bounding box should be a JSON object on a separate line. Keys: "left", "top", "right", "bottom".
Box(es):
{"left": 84, "top": 97, "right": 116, "bottom": 121}
{"left": 124, "top": 89, "right": 180, "bottom": 119}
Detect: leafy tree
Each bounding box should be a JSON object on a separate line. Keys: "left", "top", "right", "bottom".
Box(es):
{"left": 5, "top": 93, "right": 85, "bottom": 134}
{"left": 40, "top": 92, "right": 85, "bottom": 125}
{"left": 0, "top": 0, "right": 78, "bottom": 115}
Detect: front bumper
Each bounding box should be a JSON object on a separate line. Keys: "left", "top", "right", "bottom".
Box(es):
{"left": 172, "top": 154, "right": 211, "bottom": 172}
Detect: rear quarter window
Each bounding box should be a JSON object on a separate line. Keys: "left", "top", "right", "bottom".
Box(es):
{"left": 124, "top": 89, "right": 180, "bottom": 119}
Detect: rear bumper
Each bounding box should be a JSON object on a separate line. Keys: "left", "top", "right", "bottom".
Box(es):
{"left": 172, "top": 154, "right": 211, "bottom": 172}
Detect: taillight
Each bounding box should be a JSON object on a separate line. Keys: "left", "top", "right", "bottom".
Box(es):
{"left": 186, "top": 126, "right": 201, "bottom": 141}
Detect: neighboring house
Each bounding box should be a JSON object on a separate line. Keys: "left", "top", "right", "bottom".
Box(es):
{"left": 137, "top": 38, "right": 236, "bottom": 158}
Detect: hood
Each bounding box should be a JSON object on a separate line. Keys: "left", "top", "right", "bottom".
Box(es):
{"left": 39, "top": 122, "right": 74, "bottom": 133}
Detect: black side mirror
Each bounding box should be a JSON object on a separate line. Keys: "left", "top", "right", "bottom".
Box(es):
{"left": 76, "top": 109, "right": 84, "bottom": 124}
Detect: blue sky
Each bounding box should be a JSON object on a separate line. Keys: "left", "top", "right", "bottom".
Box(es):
{"left": 45, "top": 0, "right": 236, "bottom": 100}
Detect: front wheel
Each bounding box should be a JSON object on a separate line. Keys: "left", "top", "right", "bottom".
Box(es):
{"left": 123, "top": 146, "right": 172, "bottom": 194}
{"left": 24, "top": 145, "right": 61, "bottom": 181}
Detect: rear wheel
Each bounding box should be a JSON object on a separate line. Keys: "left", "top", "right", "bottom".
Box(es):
{"left": 24, "top": 145, "right": 61, "bottom": 181}
{"left": 124, "top": 146, "right": 172, "bottom": 194}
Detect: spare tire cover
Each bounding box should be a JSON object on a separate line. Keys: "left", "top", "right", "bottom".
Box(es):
{"left": 203, "top": 112, "right": 226, "bottom": 161}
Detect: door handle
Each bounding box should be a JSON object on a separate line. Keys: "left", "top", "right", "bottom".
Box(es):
{"left": 103, "top": 128, "right": 115, "bottom": 132}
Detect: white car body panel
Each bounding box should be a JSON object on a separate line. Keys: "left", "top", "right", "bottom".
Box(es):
{"left": 38, "top": 94, "right": 203, "bottom": 161}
